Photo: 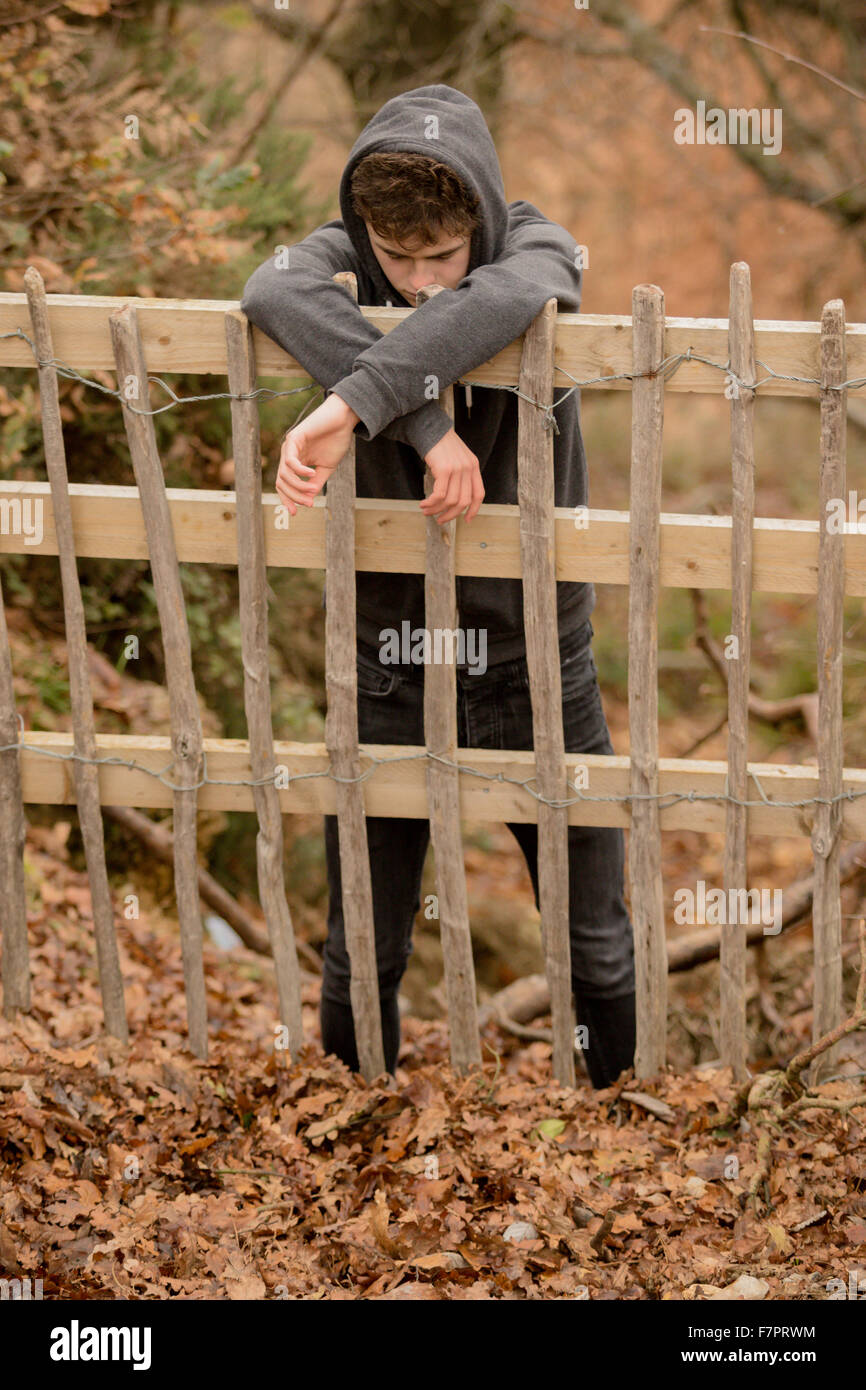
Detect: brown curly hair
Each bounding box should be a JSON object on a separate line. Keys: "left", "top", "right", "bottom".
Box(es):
{"left": 349, "top": 151, "right": 481, "bottom": 247}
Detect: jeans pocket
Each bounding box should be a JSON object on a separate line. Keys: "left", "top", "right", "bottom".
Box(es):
{"left": 356, "top": 647, "right": 398, "bottom": 698}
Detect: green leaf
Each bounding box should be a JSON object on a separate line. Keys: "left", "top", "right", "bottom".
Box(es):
{"left": 536, "top": 1118, "right": 566, "bottom": 1140}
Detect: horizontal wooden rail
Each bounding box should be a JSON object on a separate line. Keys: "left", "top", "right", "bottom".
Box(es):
{"left": 2, "top": 293, "right": 866, "bottom": 396}
{"left": 15, "top": 731, "right": 866, "bottom": 839}
{"left": 3, "top": 484, "right": 864, "bottom": 594}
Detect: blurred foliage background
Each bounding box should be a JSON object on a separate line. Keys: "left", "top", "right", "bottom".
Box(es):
{"left": 0, "top": 0, "right": 337, "bottom": 924}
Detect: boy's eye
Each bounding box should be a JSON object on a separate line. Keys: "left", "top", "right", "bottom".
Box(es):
{"left": 383, "top": 250, "right": 455, "bottom": 262}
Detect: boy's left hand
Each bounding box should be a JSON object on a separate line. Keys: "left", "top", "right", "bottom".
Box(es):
{"left": 276, "top": 394, "right": 360, "bottom": 515}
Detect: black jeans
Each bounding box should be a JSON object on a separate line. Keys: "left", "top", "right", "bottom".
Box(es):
{"left": 321, "top": 618, "right": 636, "bottom": 1075}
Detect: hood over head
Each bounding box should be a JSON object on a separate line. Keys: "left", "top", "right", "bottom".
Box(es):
{"left": 338, "top": 84, "right": 508, "bottom": 304}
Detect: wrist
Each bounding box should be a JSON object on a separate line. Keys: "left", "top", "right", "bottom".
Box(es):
{"left": 329, "top": 391, "right": 361, "bottom": 429}
{"left": 423, "top": 425, "right": 455, "bottom": 463}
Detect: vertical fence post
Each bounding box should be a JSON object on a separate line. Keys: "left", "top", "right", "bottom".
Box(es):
{"left": 722, "top": 262, "right": 756, "bottom": 1082}
{"left": 24, "top": 268, "right": 128, "bottom": 1044}
{"left": 0, "top": 569, "right": 29, "bottom": 1018}
{"left": 415, "top": 283, "right": 482, "bottom": 1076}
{"left": 225, "top": 308, "right": 305, "bottom": 1061}
{"left": 110, "top": 305, "right": 209, "bottom": 1060}
{"left": 811, "top": 298, "right": 847, "bottom": 1084}
{"left": 628, "top": 284, "right": 667, "bottom": 1079}
{"left": 323, "top": 271, "right": 386, "bottom": 1081}
{"left": 517, "top": 298, "right": 575, "bottom": 1087}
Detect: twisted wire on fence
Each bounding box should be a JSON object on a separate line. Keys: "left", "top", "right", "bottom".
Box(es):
{"left": 2, "top": 724, "right": 864, "bottom": 819}
{"left": 1, "top": 320, "right": 860, "bottom": 825}
{"left": 3, "top": 325, "right": 866, "bottom": 432}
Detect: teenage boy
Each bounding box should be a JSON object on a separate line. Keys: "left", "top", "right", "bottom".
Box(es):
{"left": 240, "top": 84, "right": 636, "bottom": 1088}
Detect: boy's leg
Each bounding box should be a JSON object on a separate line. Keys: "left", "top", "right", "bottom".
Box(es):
{"left": 463, "top": 620, "right": 636, "bottom": 1088}
{"left": 320, "top": 648, "right": 429, "bottom": 1074}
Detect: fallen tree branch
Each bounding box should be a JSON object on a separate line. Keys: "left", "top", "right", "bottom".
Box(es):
{"left": 784, "top": 919, "right": 866, "bottom": 1089}
{"left": 487, "top": 1009, "right": 554, "bottom": 1045}
{"left": 785, "top": 1012, "right": 866, "bottom": 1091}
{"left": 477, "top": 974, "right": 551, "bottom": 1030}
{"left": 667, "top": 840, "right": 866, "bottom": 971}
{"left": 690, "top": 587, "right": 819, "bottom": 741}
{"left": 781, "top": 1093, "right": 866, "bottom": 1117}
{"left": 477, "top": 847, "right": 866, "bottom": 1039}
{"left": 619, "top": 1090, "right": 675, "bottom": 1122}
{"left": 102, "top": 803, "right": 322, "bottom": 974}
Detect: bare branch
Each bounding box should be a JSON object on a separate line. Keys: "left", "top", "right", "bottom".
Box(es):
{"left": 699, "top": 24, "right": 866, "bottom": 103}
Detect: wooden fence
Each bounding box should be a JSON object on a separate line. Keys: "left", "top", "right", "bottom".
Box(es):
{"left": 0, "top": 264, "right": 863, "bottom": 1088}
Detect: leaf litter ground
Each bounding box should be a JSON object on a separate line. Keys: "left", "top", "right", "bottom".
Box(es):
{"left": 1, "top": 831, "right": 865, "bottom": 1301}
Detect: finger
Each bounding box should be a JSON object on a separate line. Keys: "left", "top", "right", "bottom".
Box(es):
{"left": 286, "top": 468, "right": 317, "bottom": 493}
{"left": 275, "top": 485, "right": 297, "bottom": 517}
{"left": 283, "top": 439, "right": 313, "bottom": 471}
{"left": 420, "top": 469, "right": 448, "bottom": 500}
{"left": 444, "top": 470, "right": 463, "bottom": 508}
{"left": 436, "top": 488, "right": 467, "bottom": 525}
{"left": 435, "top": 471, "right": 466, "bottom": 523}
{"left": 279, "top": 476, "right": 317, "bottom": 509}
{"left": 425, "top": 468, "right": 461, "bottom": 514}
{"left": 280, "top": 442, "right": 315, "bottom": 483}
{"left": 466, "top": 472, "right": 485, "bottom": 522}
{"left": 282, "top": 432, "right": 312, "bottom": 466}
{"left": 420, "top": 479, "right": 449, "bottom": 513}
{"left": 278, "top": 458, "right": 316, "bottom": 495}
{"left": 276, "top": 488, "right": 298, "bottom": 515}
{"left": 455, "top": 471, "right": 473, "bottom": 520}
{"left": 282, "top": 433, "right": 315, "bottom": 481}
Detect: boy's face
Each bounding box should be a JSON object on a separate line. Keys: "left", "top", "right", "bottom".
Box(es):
{"left": 364, "top": 220, "right": 471, "bottom": 304}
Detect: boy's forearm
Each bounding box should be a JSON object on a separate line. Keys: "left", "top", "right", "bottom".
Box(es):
{"left": 328, "top": 211, "right": 583, "bottom": 437}
{"left": 241, "top": 243, "right": 452, "bottom": 459}
{"left": 328, "top": 391, "right": 451, "bottom": 461}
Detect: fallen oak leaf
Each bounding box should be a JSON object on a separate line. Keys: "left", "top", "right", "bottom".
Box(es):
{"left": 295, "top": 1089, "right": 341, "bottom": 1116}
{"left": 361, "top": 1268, "right": 408, "bottom": 1299}
{"left": 406, "top": 1251, "right": 467, "bottom": 1271}
{"left": 709, "top": 1274, "right": 770, "bottom": 1300}
{"left": 764, "top": 1220, "right": 794, "bottom": 1257}
{"left": 368, "top": 1190, "right": 403, "bottom": 1258}
{"left": 305, "top": 1094, "right": 382, "bottom": 1145}
{"left": 371, "top": 1281, "right": 441, "bottom": 1300}
{"left": 223, "top": 1250, "right": 267, "bottom": 1301}
{"left": 178, "top": 1135, "right": 218, "bottom": 1156}
{"left": 503, "top": 1220, "right": 538, "bottom": 1243}
{"left": 0, "top": 1222, "right": 19, "bottom": 1270}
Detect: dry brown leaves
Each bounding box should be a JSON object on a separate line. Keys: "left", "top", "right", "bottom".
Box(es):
{"left": 1, "top": 837, "right": 864, "bottom": 1301}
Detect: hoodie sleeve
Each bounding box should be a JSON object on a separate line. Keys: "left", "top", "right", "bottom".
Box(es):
{"left": 240, "top": 222, "right": 454, "bottom": 459}
{"left": 329, "top": 202, "right": 583, "bottom": 439}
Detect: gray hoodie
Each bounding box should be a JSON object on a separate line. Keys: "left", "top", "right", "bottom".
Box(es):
{"left": 240, "top": 84, "right": 595, "bottom": 667}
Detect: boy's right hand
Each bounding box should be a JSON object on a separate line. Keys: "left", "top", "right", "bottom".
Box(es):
{"left": 275, "top": 393, "right": 359, "bottom": 516}
{"left": 420, "top": 428, "right": 484, "bottom": 525}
